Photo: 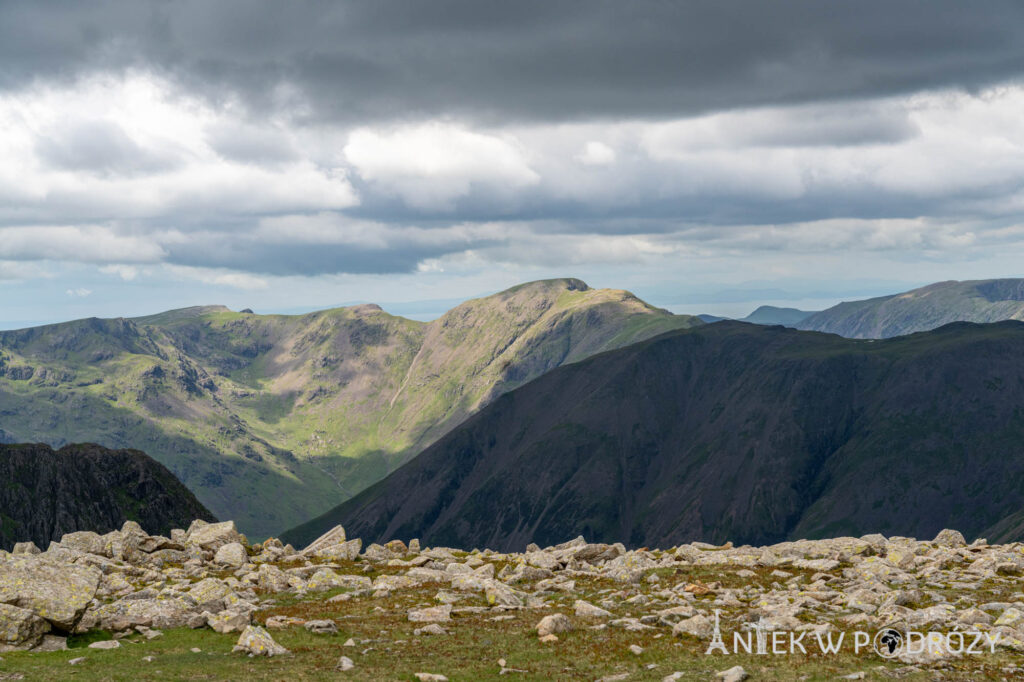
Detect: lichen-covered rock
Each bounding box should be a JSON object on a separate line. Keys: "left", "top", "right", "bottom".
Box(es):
{"left": 186, "top": 578, "right": 232, "bottom": 612}
{"left": 304, "top": 619, "right": 338, "bottom": 634}
{"left": 207, "top": 609, "right": 252, "bottom": 634}
{"left": 672, "top": 615, "right": 713, "bottom": 638}
{"left": 574, "top": 600, "right": 612, "bottom": 618}
{"left": 933, "top": 529, "right": 967, "bottom": 548}
{"left": 0, "top": 603, "right": 51, "bottom": 651}
{"left": 408, "top": 604, "right": 452, "bottom": 622}
{"left": 91, "top": 597, "right": 202, "bottom": 631}
{"left": 60, "top": 531, "right": 107, "bottom": 556}
{"left": 186, "top": 521, "right": 242, "bottom": 552}
{"left": 0, "top": 555, "right": 100, "bottom": 629}
{"left": 536, "top": 613, "right": 572, "bottom": 637}
{"left": 257, "top": 564, "right": 291, "bottom": 593}
{"left": 314, "top": 538, "right": 362, "bottom": 562}
{"left": 300, "top": 524, "right": 346, "bottom": 556}
{"left": 11, "top": 542, "right": 40, "bottom": 555}
{"left": 232, "top": 625, "right": 289, "bottom": 657}
{"left": 214, "top": 542, "right": 248, "bottom": 568}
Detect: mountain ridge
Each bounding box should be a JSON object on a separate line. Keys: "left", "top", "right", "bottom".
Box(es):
{"left": 0, "top": 278, "right": 701, "bottom": 537}
{"left": 796, "top": 278, "right": 1024, "bottom": 338}
{"left": 284, "top": 319, "right": 1024, "bottom": 551}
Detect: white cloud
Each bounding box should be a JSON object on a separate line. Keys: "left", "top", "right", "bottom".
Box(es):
{"left": 637, "top": 87, "right": 1024, "bottom": 202}
{"left": 99, "top": 264, "right": 141, "bottom": 280}
{"left": 576, "top": 141, "right": 616, "bottom": 166}
{"left": 0, "top": 226, "right": 165, "bottom": 263}
{"left": 1, "top": 70, "right": 1024, "bottom": 287}
{"left": 0, "top": 72, "right": 358, "bottom": 226}
{"left": 165, "top": 265, "right": 269, "bottom": 290}
{"left": 344, "top": 122, "right": 539, "bottom": 210}
{"left": 65, "top": 287, "right": 92, "bottom": 297}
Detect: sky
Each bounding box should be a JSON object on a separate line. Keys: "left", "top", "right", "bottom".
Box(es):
{"left": 2, "top": 1, "right": 1024, "bottom": 328}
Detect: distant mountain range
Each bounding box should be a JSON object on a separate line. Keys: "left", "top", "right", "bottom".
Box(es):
{"left": 794, "top": 278, "right": 1024, "bottom": 338}
{"left": 284, "top": 320, "right": 1024, "bottom": 551}
{"left": 698, "top": 305, "right": 817, "bottom": 326}
{"left": 8, "top": 275, "right": 1024, "bottom": 542}
{"left": 0, "top": 442, "right": 214, "bottom": 551}
{"left": 0, "top": 279, "right": 699, "bottom": 537}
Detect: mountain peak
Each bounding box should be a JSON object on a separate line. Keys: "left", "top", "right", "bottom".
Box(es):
{"left": 501, "top": 277, "right": 591, "bottom": 295}
{"left": 132, "top": 305, "right": 232, "bottom": 326}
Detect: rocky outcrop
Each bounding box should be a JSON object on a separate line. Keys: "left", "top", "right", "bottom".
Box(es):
{"left": 0, "top": 442, "right": 216, "bottom": 551}
{"left": 2, "top": 518, "right": 1023, "bottom": 676}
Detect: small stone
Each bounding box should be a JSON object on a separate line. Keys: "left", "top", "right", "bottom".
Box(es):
{"left": 414, "top": 674, "right": 448, "bottom": 682}
{"left": 574, "top": 600, "right": 613, "bottom": 618}
{"left": 414, "top": 623, "right": 448, "bottom": 636}
{"left": 142, "top": 656, "right": 155, "bottom": 662}
{"left": 536, "top": 613, "right": 572, "bottom": 637}
{"left": 304, "top": 619, "right": 339, "bottom": 635}
{"left": 408, "top": 604, "right": 452, "bottom": 623}
{"left": 672, "top": 615, "right": 713, "bottom": 638}
{"left": 629, "top": 644, "right": 644, "bottom": 655}
{"left": 232, "top": 625, "right": 289, "bottom": 657}
{"left": 539, "top": 634, "right": 559, "bottom": 643}
{"left": 87, "top": 640, "right": 120, "bottom": 650}
{"left": 716, "top": 666, "right": 749, "bottom": 682}
{"left": 190, "top": 648, "right": 202, "bottom": 653}
{"left": 343, "top": 637, "right": 357, "bottom": 647}
{"left": 69, "top": 657, "right": 87, "bottom": 665}
{"left": 336, "top": 655, "right": 355, "bottom": 671}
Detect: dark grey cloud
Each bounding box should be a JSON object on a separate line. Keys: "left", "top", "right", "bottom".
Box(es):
{"left": 34, "top": 119, "right": 180, "bottom": 176}
{"left": 160, "top": 229, "right": 500, "bottom": 276}
{"left": 204, "top": 122, "right": 299, "bottom": 165}
{"left": 2, "top": 1, "right": 1024, "bottom": 124}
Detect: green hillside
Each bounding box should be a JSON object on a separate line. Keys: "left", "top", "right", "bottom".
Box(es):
{"left": 0, "top": 279, "right": 700, "bottom": 537}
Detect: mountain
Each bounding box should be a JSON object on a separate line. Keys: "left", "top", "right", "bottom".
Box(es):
{"left": 796, "top": 278, "right": 1024, "bottom": 338}
{"left": 741, "top": 305, "right": 816, "bottom": 326}
{"left": 0, "top": 279, "right": 701, "bottom": 537}
{"left": 697, "top": 306, "right": 816, "bottom": 327}
{"left": 284, "top": 320, "right": 1024, "bottom": 551}
{"left": 0, "top": 442, "right": 215, "bottom": 551}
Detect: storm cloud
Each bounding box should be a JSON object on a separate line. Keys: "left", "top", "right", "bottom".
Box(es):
{"left": 3, "top": 1, "right": 1024, "bottom": 124}
{"left": 1, "top": 1, "right": 1024, "bottom": 326}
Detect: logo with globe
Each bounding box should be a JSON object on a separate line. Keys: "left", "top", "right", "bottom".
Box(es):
{"left": 873, "top": 626, "right": 905, "bottom": 658}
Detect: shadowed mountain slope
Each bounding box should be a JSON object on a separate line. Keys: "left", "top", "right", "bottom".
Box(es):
{"left": 0, "top": 442, "right": 215, "bottom": 551}
{"left": 0, "top": 279, "right": 700, "bottom": 537}
{"left": 286, "top": 320, "right": 1024, "bottom": 551}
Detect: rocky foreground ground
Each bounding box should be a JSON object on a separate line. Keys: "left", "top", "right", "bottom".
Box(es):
{"left": 1, "top": 521, "right": 1023, "bottom": 680}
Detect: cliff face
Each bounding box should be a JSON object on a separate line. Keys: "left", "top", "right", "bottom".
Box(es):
{"left": 0, "top": 442, "right": 216, "bottom": 551}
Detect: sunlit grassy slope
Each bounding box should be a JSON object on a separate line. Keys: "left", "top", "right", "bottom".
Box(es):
{"left": 0, "top": 279, "right": 700, "bottom": 537}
